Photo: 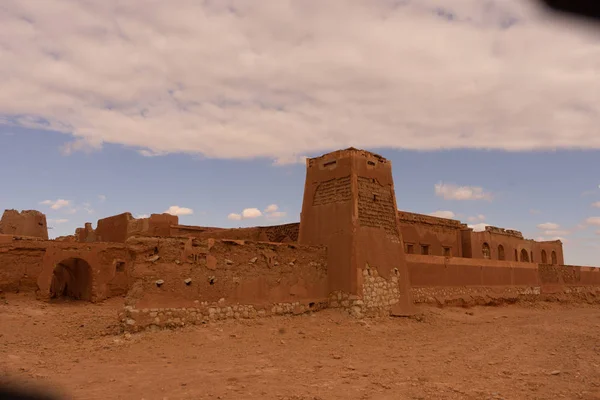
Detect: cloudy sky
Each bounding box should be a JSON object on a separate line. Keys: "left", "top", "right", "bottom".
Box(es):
{"left": 0, "top": 0, "right": 599, "bottom": 265}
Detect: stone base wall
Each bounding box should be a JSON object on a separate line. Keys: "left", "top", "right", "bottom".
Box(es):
{"left": 120, "top": 298, "right": 328, "bottom": 332}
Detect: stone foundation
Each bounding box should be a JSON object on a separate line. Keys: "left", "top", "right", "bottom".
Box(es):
{"left": 120, "top": 298, "right": 328, "bottom": 332}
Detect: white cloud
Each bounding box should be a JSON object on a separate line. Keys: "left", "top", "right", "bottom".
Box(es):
{"left": 2, "top": 2, "right": 600, "bottom": 160}
{"left": 537, "top": 222, "right": 560, "bottom": 230}
{"left": 435, "top": 182, "right": 493, "bottom": 201}
{"left": 585, "top": 217, "right": 600, "bottom": 226}
{"left": 164, "top": 205, "right": 193, "bottom": 216}
{"left": 592, "top": 201, "right": 600, "bottom": 208}
{"left": 264, "top": 204, "right": 279, "bottom": 213}
{"left": 429, "top": 210, "right": 455, "bottom": 219}
{"left": 467, "top": 214, "right": 486, "bottom": 222}
{"left": 543, "top": 229, "right": 571, "bottom": 236}
{"left": 98, "top": 195, "right": 106, "bottom": 202}
{"left": 40, "top": 199, "right": 71, "bottom": 210}
{"left": 266, "top": 211, "right": 287, "bottom": 220}
{"left": 468, "top": 223, "right": 489, "bottom": 232}
{"left": 242, "top": 208, "right": 262, "bottom": 219}
{"left": 136, "top": 214, "right": 150, "bottom": 219}
{"left": 228, "top": 213, "right": 242, "bottom": 221}
{"left": 47, "top": 218, "right": 68, "bottom": 224}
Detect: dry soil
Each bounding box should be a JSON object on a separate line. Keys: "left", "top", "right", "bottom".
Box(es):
{"left": 1, "top": 293, "right": 600, "bottom": 400}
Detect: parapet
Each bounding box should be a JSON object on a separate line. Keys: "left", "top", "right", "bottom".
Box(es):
{"left": 484, "top": 226, "right": 524, "bottom": 239}
{"left": 397, "top": 211, "right": 468, "bottom": 229}
{"left": 306, "top": 147, "right": 390, "bottom": 168}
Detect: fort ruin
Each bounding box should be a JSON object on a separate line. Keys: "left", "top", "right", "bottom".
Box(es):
{"left": 0, "top": 148, "right": 598, "bottom": 332}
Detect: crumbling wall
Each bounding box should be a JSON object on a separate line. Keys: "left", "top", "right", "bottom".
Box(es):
{"left": 0, "top": 209, "right": 48, "bottom": 239}
{"left": 121, "top": 237, "right": 328, "bottom": 331}
{"left": 0, "top": 235, "right": 131, "bottom": 301}
{"left": 0, "top": 235, "right": 46, "bottom": 292}
{"left": 171, "top": 223, "right": 300, "bottom": 243}
{"left": 123, "top": 236, "right": 327, "bottom": 318}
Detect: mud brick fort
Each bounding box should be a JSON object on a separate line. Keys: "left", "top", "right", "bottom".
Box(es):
{"left": 1, "top": 148, "right": 598, "bottom": 332}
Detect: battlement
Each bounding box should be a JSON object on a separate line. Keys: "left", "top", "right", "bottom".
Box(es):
{"left": 397, "top": 210, "right": 468, "bottom": 229}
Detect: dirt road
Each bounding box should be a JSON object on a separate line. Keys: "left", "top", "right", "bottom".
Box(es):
{"left": 1, "top": 293, "right": 600, "bottom": 399}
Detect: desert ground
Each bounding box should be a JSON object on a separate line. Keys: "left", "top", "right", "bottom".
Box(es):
{"left": 1, "top": 294, "right": 600, "bottom": 400}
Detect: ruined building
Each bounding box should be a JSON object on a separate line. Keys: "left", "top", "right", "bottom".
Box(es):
{"left": 0, "top": 148, "right": 597, "bottom": 332}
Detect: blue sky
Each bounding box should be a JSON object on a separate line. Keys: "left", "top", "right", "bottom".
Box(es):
{"left": 1, "top": 126, "right": 598, "bottom": 266}
{"left": 1, "top": 1, "right": 599, "bottom": 265}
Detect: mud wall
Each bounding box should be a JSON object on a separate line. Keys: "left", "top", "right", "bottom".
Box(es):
{"left": 407, "top": 255, "right": 598, "bottom": 287}
{"left": 0, "top": 210, "right": 48, "bottom": 240}
{"left": 0, "top": 235, "right": 46, "bottom": 292}
{"left": 398, "top": 211, "right": 467, "bottom": 257}
{"left": 125, "top": 237, "right": 328, "bottom": 309}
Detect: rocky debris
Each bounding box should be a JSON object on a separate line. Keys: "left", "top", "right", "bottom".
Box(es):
{"left": 155, "top": 279, "right": 164, "bottom": 287}
{"left": 550, "top": 370, "right": 561, "bottom": 375}
{"left": 146, "top": 255, "right": 160, "bottom": 263}
{"left": 184, "top": 278, "right": 192, "bottom": 285}
{"left": 249, "top": 257, "right": 258, "bottom": 263}
{"left": 225, "top": 259, "right": 233, "bottom": 265}
{"left": 208, "top": 276, "right": 216, "bottom": 285}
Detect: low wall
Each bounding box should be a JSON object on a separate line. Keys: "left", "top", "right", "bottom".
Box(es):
{"left": 121, "top": 237, "right": 328, "bottom": 331}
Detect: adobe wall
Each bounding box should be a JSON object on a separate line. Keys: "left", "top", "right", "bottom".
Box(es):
{"left": 0, "top": 234, "right": 46, "bottom": 292}
{"left": 406, "top": 255, "right": 600, "bottom": 306}
{"left": 87, "top": 213, "right": 179, "bottom": 243}
{"left": 121, "top": 237, "right": 328, "bottom": 331}
{"left": 465, "top": 227, "right": 564, "bottom": 265}
{"left": 0, "top": 235, "right": 131, "bottom": 301}
{"left": 397, "top": 211, "right": 467, "bottom": 257}
{"left": 172, "top": 223, "right": 300, "bottom": 243}
{"left": 95, "top": 212, "right": 133, "bottom": 243}
{"left": 0, "top": 209, "right": 48, "bottom": 240}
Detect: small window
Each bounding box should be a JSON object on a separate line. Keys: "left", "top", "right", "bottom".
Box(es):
{"left": 530, "top": 251, "right": 534, "bottom": 263}
{"left": 115, "top": 261, "right": 125, "bottom": 272}
{"left": 367, "top": 160, "right": 376, "bottom": 166}
{"left": 443, "top": 247, "right": 451, "bottom": 257}
{"left": 551, "top": 251, "right": 557, "bottom": 265}
{"left": 498, "top": 245, "right": 505, "bottom": 260}
{"left": 405, "top": 243, "right": 414, "bottom": 254}
{"left": 514, "top": 249, "right": 518, "bottom": 261}
{"left": 420, "top": 244, "right": 429, "bottom": 255}
{"left": 541, "top": 250, "right": 548, "bottom": 264}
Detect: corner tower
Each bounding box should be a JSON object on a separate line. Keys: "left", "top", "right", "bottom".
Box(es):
{"left": 298, "top": 148, "right": 414, "bottom": 315}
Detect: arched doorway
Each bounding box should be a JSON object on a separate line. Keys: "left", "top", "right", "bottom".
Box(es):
{"left": 551, "top": 251, "right": 557, "bottom": 265}
{"left": 541, "top": 250, "right": 547, "bottom": 264}
{"left": 519, "top": 249, "right": 530, "bottom": 262}
{"left": 49, "top": 258, "right": 93, "bottom": 301}
{"left": 498, "top": 245, "right": 505, "bottom": 260}
{"left": 482, "top": 242, "right": 491, "bottom": 259}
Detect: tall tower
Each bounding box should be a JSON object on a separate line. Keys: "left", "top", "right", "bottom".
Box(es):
{"left": 298, "top": 148, "right": 414, "bottom": 315}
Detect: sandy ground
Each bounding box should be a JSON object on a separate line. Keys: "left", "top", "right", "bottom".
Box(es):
{"left": 1, "top": 293, "right": 600, "bottom": 400}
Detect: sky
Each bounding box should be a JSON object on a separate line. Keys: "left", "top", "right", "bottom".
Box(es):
{"left": 0, "top": 0, "right": 599, "bottom": 266}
